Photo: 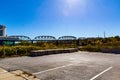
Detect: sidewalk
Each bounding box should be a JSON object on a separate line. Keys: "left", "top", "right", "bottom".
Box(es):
{"left": 0, "top": 68, "right": 40, "bottom": 80}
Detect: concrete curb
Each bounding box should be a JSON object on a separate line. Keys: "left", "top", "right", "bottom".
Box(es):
{"left": 102, "top": 49, "right": 120, "bottom": 54}
{"left": 0, "top": 68, "right": 40, "bottom": 80}
{"left": 29, "top": 48, "right": 78, "bottom": 57}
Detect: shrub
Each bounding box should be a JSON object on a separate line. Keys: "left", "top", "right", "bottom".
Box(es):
{"left": 79, "top": 45, "right": 101, "bottom": 52}
{"left": 0, "top": 44, "right": 58, "bottom": 57}
{"left": 0, "top": 45, "right": 43, "bottom": 57}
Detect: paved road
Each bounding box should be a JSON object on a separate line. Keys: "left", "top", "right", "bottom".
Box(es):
{"left": 0, "top": 51, "right": 120, "bottom": 80}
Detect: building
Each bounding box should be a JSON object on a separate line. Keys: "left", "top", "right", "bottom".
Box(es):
{"left": 0, "top": 25, "right": 6, "bottom": 37}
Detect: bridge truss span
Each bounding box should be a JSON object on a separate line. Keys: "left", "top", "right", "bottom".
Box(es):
{"left": 34, "top": 36, "right": 56, "bottom": 41}
{"left": 8, "top": 35, "right": 31, "bottom": 41}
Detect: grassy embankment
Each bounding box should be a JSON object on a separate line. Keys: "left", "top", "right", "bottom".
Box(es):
{"left": 0, "top": 41, "right": 77, "bottom": 57}
{"left": 79, "top": 36, "right": 120, "bottom": 53}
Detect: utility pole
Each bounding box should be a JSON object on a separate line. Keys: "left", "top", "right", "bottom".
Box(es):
{"left": 98, "top": 35, "right": 99, "bottom": 38}
{"left": 104, "top": 31, "right": 106, "bottom": 38}
{"left": 103, "top": 31, "right": 106, "bottom": 43}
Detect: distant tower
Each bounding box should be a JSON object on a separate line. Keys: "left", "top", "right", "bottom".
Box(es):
{"left": 0, "top": 25, "right": 6, "bottom": 37}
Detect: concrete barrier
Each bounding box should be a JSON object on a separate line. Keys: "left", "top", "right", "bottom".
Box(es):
{"left": 102, "top": 49, "right": 120, "bottom": 54}
{"left": 29, "top": 48, "right": 78, "bottom": 57}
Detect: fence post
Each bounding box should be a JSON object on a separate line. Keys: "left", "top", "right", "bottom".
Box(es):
{"left": 26, "top": 49, "right": 28, "bottom": 55}
{"left": 16, "top": 49, "right": 18, "bottom": 55}
{"left": 3, "top": 45, "right": 5, "bottom": 57}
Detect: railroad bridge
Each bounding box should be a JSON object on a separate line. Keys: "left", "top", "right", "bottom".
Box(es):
{"left": 0, "top": 35, "right": 84, "bottom": 46}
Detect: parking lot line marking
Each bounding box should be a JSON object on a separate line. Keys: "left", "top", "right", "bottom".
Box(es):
{"left": 69, "top": 57, "right": 75, "bottom": 60}
{"left": 33, "top": 63, "right": 79, "bottom": 75}
{"left": 90, "top": 66, "right": 113, "bottom": 80}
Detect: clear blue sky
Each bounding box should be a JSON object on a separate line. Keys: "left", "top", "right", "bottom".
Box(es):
{"left": 0, "top": 0, "right": 120, "bottom": 39}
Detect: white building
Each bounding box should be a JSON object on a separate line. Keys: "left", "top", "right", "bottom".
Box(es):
{"left": 0, "top": 25, "right": 6, "bottom": 37}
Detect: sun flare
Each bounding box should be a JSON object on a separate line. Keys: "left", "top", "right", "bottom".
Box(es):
{"left": 66, "top": 0, "right": 79, "bottom": 6}
{"left": 61, "top": 0, "right": 86, "bottom": 16}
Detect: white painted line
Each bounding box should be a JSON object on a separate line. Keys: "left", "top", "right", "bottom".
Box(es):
{"left": 90, "top": 66, "right": 113, "bottom": 80}
{"left": 33, "top": 63, "right": 79, "bottom": 75}
{"left": 69, "top": 57, "right": 75, "bottom": 60}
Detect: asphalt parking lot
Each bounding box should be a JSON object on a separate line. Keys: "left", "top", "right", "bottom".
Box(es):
{"left": 0, "top": 51, "right": 120, "bottom": 80}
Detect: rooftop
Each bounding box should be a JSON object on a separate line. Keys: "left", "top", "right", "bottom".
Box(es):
{"left": 0, "top": 25, "right": 6, "bottom": 28}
